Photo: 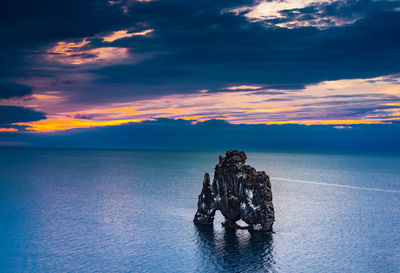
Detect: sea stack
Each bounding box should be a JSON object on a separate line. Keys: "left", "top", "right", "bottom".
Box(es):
{"left": 194, "top": 150, "right": 275, "bottom": 233}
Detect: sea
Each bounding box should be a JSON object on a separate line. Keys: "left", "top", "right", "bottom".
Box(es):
{"left": 0, "top": 149, "right": 399, "bottom": 272}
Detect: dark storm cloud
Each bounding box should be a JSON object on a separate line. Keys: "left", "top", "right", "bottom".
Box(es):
{"left": 1, "top": 0, "right": 400, "bottom": 103}
{"left": 0, "top": 81, "right": 32, "bottom": 99}
{"left": 0, "top": 0, "right": 126, "bottom": 45}
{"left": 1, "top": 119, "right": 399, "bottom": 152}
{"left": 86, "top": 0, "right": 400, "bottom": 101}
{"left": 0, "top": 106, "right": 46, "bottom": 125}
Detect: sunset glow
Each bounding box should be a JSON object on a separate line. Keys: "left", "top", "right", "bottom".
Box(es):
{"left": 4, "top": 75, "right": 398, "bottom": 132}
{"left": 16, "top": 118, "right": 148, "bottom": 132}
{"left": 1, "top": 2, "right": 400, "bottom": 269}
{"left": 1, "top": 0, "right": 400, "bottom": 150}
{"left": 47, "top": 42, "right": 130, "bottom": 65}
{"left": 229, "top": 0, "right": 361, "bottom": 28}
{"left": 0, "top": 128, "right": 18, "bottom": 132}
{"left": 4, "top": 74, "right": 400, "bottom": 132}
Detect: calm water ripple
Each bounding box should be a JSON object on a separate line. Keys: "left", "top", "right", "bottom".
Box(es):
{"left": 0, "top": 149, "right": 399, "bottom": 272}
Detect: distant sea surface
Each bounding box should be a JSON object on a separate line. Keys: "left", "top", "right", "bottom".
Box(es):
{"left": 0, "top": 149, "right": 399, "bottom": 272}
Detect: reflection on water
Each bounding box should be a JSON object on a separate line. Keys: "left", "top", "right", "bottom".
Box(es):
{"left": 194, "top": 224, "right": 275, "bottom": 272}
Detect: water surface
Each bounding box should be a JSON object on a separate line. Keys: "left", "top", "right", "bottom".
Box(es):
{"left": 0, "top": 149, "right": 399, "bottom": 272}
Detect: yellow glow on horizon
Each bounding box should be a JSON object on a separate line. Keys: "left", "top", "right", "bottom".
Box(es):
{"left": 0, "top": 128, "right": 18, "bottom": 132}
{"left": 16, "top": 118, "right": 149, "bottom": 132}
{"left": 174, "top": 115, "right": 203, "bottom": 121}
{"left": 11, "top": 116, "right": 392, "bottom": 132}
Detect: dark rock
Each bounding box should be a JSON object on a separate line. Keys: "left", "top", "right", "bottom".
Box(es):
{"left": 194, "top": 150, "right": 275, "bottom": 233}
{"left": 193, "top": 173, "right": 216, "bottom": 224}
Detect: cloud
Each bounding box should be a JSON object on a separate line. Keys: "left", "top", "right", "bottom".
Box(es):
{"left": 102, "top": 29, "right": 153, "bottom": 43}
{"left": 83, "top": 3, "right": 400, "bottom": 102}
{"left": 0, "top": 106, "right": 46, "bottom": 125}
{"left": 8, "top": 74, "right": 399, "bottom": 132}
{"left": 229, "top": 0, "right": 340, "bottom": 28}
{"left": 16, "top": 117, "right": 147, "bottom": 132}
{"left": 43, "top": 27, "right": 154, "bottom": 65}
{"left": 1, "top": 118, "right": 400, "bottom": 152}
{"left": 0, "top": 81, "right": 32, "bottom": 99}
{"left": 228, "top": 0, "right": 400, "bottom": 29}
{"left": 225, "top": 85, "right": 263, "bottom": 90}
{"left": 0, "top": 128, "right": 18, "bottom": 132}
{"left": 46, "top": 38, "right": 130, "bottom": 65}
{"left": 1, "top": 0, "right": 399, "bottom": 105}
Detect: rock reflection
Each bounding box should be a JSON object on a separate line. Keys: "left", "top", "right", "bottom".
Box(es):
{"left": 194, "top": 224, "right": 276, "bottom": 272}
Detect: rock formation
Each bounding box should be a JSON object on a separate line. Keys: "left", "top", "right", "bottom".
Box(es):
{"left": 194, "top": 150, "right": 275, "bottom": 233}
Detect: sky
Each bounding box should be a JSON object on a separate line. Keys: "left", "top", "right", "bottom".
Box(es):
{"left": 1, "top": 0, "right": 400, "bottom": 151}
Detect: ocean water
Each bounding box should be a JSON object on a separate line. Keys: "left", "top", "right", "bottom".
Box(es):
{"left": 0, "top": 149, "right": 399, "bottom": 272}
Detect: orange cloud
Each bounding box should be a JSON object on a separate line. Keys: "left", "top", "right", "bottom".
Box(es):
{"left": 46, "top": 27, "right": 154, "bottom": 65}
{"left": 102, "top": 29, "right": 154, "bottom": 43}
{"left": 16, "top": 118, "right": 149, "bottom": 132}
{"left": 0, "top": 128, "right": 18, "bottom": 132}
{"left": 47, "top": 36, "right": 130, "bottom": 65}
{"left": 226, "top": 85, "right": 262, "bottom": 90}
{"left": 51, "top": 39, "right": 89, "bottom": 53}
{"left": 48, "top": 46, "right": 129, "bottom": 65}
{"left": 31, "top": 93, "right": 64, "bottom": 100}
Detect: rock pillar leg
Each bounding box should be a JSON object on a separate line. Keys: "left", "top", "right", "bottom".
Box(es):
{"left": 193, "top": 173, "right": 216, "bottom": 224}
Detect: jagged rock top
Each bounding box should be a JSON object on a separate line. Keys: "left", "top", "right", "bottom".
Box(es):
{"left": 194, "top": 150, "right": 275, "bottom": 233}
{"left": 219, "top": 150, "right": 247, "bottom": 165}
